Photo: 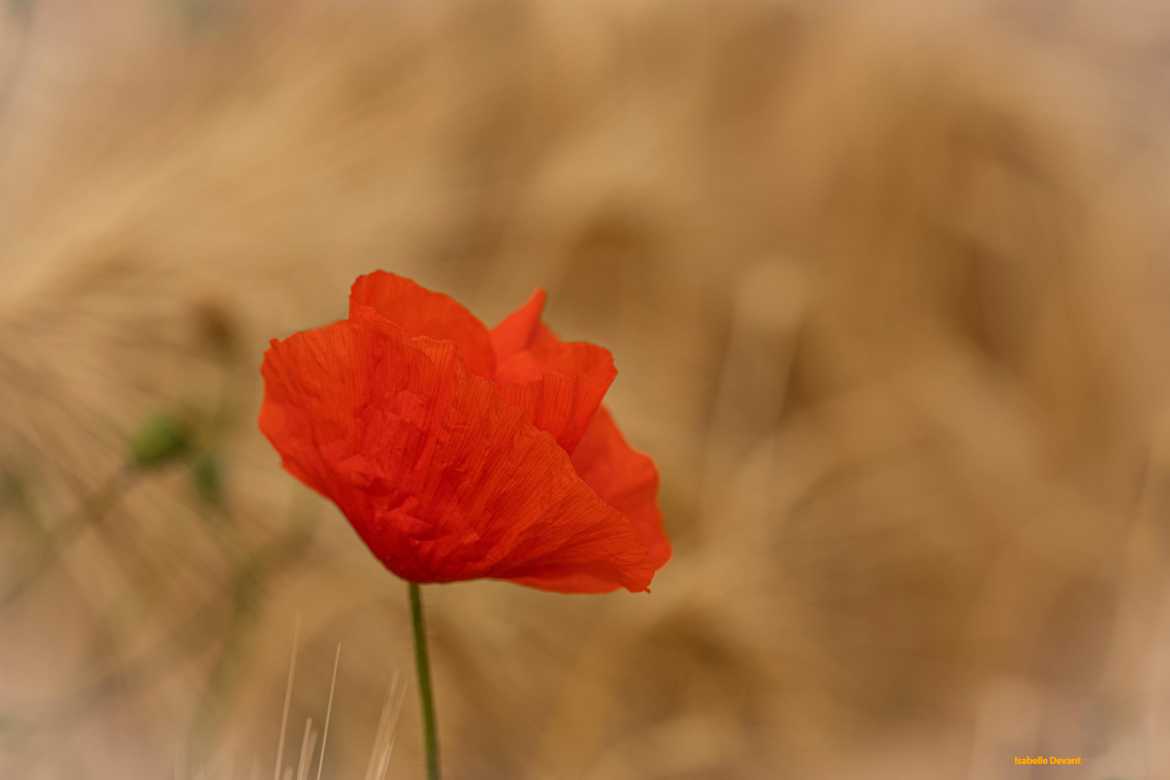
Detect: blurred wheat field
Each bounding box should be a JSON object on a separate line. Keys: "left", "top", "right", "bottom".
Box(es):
{"left": 5, "top": 1, "right": 1170, "bottom": 778}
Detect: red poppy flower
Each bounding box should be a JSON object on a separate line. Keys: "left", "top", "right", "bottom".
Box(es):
{"left": 259, "top": 271, "right": 670, "bottom": 593}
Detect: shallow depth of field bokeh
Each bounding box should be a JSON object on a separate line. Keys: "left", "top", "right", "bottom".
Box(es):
{"left": 5, "top": 1, "right": 1170, "bottom": 778}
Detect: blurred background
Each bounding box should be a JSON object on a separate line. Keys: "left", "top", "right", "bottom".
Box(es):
{"left": 4, "top": 1, "right": 1170, "bottom": 777}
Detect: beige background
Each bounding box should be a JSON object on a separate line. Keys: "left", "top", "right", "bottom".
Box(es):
{"left": 3, "top": 1, "right": 1170, "bottom": 777}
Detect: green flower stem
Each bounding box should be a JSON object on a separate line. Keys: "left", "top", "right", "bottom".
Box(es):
{"left": 409, "top": 582, "right": 441, "bottom": 780}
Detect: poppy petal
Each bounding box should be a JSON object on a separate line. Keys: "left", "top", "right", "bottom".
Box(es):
{"left": 491, "top": 290, "right": 616, "bottom": 453}
{"left": 572, "top": 406, "right": 671, "bottom": 571}
{"left": 349, "top": 271, "right": 496, "bottom": 378}
{"left": 495, "top": 342, "right": 616, "bottom": 454}
{"left": 490, "top": 288, "right": 548, "bottom": 362}
{"left": 259, "top": 318, "right": 657, "bottom": 592}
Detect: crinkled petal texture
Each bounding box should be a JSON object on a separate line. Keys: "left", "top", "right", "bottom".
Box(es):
{"left": 259, "top": 272, "right": 670, "bottom": 594}
{"left": 510, "top": 407, "right": 670, "bottom": 592}
{"left": 349, "top": 271, "right": 497, "bottom": 379}
{"left": 488, "top": 289, "right": 670, "bottom": 591}
{"left": 492, "top": 289, "right": 614, "bottom": 452}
